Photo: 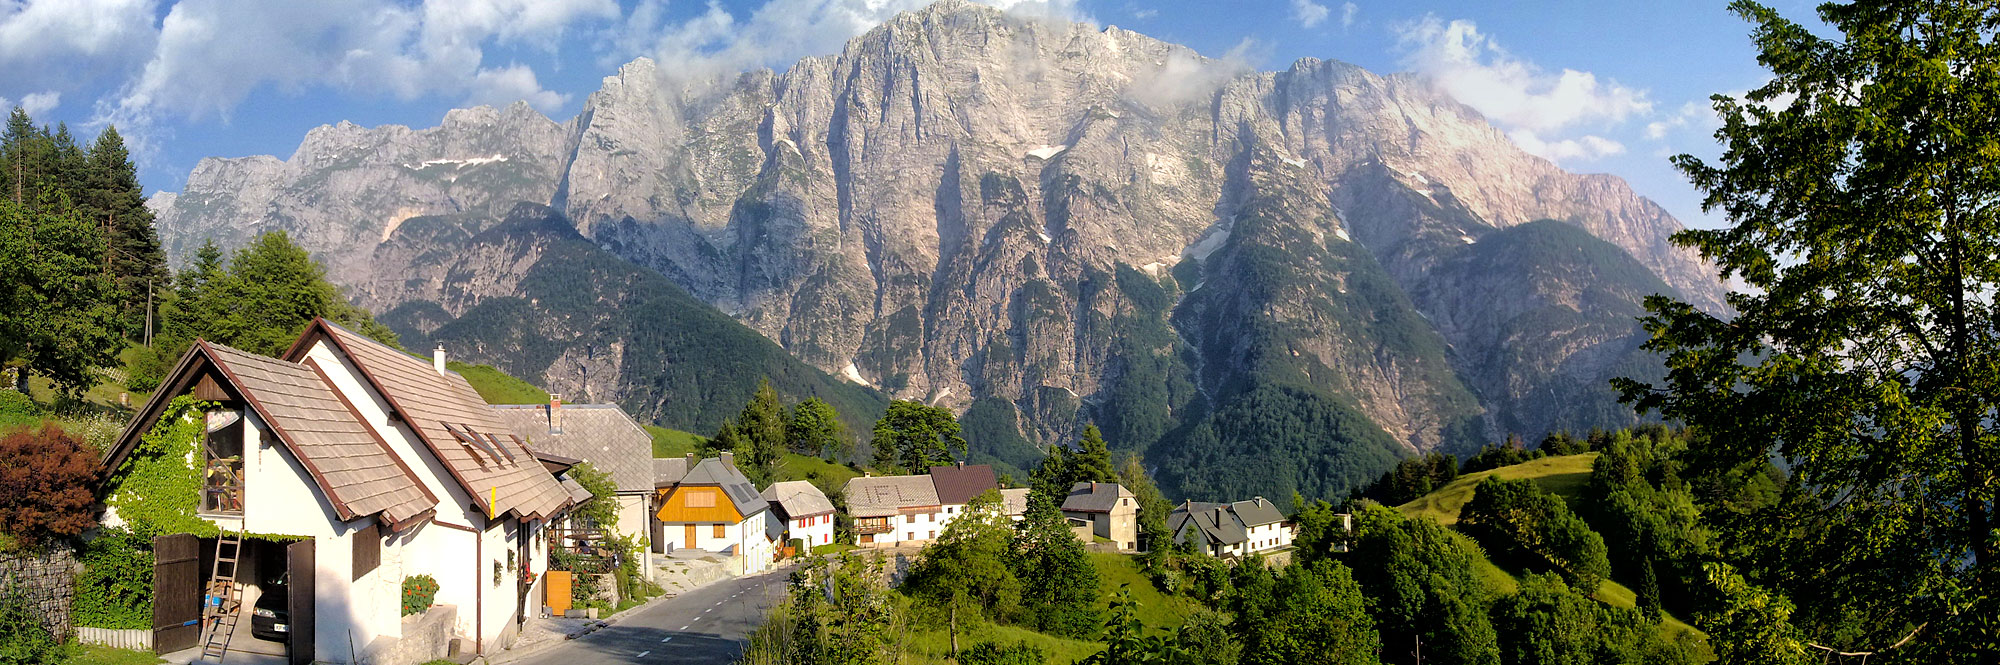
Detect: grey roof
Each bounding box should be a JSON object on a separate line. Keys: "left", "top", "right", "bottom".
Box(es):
{"left": 495, "top": 403, "right": 654, "bottom": 494}
{"left": 654, "top": 457, "right": 689, "bottom": 487}
{"left": 762, "top": 481, "right": 835, "bottom": 519}
{"left": 1000, "top": 488, "right": 1031, "bottom": 516}
{"left": 561, "top": 477, "right": 594, "bottom": 505}
{"left": 681, "top": 456, "right": 769, "bottom": 517}
{"left": 843, "top": 474, "right": 940, "bottom": 518}
{"left": 1061, "top": 481, "right": 1133, "bottom": 513}
{"left": 1169, "top": 497, "right": 1285, "bottom": 546}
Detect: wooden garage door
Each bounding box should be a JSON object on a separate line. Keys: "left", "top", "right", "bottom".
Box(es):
{"left": 151, "top": 534, "right": 200, "bottom": 654}
{"left": 287, "top": 540, "right": 315, "bottom": 665}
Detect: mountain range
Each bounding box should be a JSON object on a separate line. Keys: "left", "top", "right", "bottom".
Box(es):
{"left": 147, "top": 0, "right": 1723, "bottom": 502}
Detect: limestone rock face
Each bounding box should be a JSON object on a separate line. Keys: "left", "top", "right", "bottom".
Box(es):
{"left": 150, "top": 0, "right": 1724, "bottom": 498}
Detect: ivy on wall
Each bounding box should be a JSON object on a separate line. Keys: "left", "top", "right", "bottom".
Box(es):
{"left": 71, "top": 529, "right": 152, "bottom": 630}
{"left": 104, "top": 395, "right": 219, "bottom": 540}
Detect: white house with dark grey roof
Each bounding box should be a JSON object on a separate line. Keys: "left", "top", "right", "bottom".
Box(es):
{"left": 761, "top": 481, "right": 836, "bottom": 550}
{"left": 653, "top": 453, "right": 775, "bottom": 573}
{"left": 1167, "top": 497, "right": 1294, "bottom": 558}
{"left": 494, "top": 400, "right": 658, "bottom": 569}
{"left": 1062, "top": 482, "right": 1139, "bottom": 551}
{"left": 98, "top": 320, "right": 574, "bottom": 664}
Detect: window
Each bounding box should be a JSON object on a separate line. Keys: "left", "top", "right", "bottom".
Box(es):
{"left": 685, "top": 489, "right": 716, "bottom": 508}
{"left": 927, "top": 531, "right": 935, "bottom": 539}
{"left": 904, "top": 514, "right": 915, "bottom": 524}
{"left": 352, "top": 523, "right": 380, "bottom": 581}
{"left": 202, "top": 409, "right": 245, "bottom": 514}
{"left": 713, "top": 524, "right": 726, "bottom": 539}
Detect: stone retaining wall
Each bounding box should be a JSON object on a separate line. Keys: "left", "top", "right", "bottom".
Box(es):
{"left": 366, "top": 604, "right": 457, "bottom": 665}
{"left": 0, "top": 547, "right": 80, "bottom": 642}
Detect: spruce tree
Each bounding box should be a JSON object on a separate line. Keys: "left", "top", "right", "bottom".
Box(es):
{"left": 1068, "top": 425, "right": 1116, "bottom": 484}
{"left": 84, "top": 126, "right": 167, "bottom": 338}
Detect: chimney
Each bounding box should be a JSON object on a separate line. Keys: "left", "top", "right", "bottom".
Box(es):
{"left": 720, "top": 451, "right": 736, "bottom": 468}
{"left": 549, "top": 393, "right": 563, "bottom": 434}
{"left": 433, "top": 345, "right": 447, "bottom": 374}
{"left": 684, "top": 452, "right": 695, "bottom": 469}
{"left": 956, "top": 461, "right": 965, "bottom": 469}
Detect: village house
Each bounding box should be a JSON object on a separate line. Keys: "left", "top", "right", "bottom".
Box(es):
{"left": 845, "top": 474, "right": 941, "bottom": 547}
{"left": 1167, "top": 497, "right": 1294, "bottom": 558}
{"left": 928, "top": 462, "right": 999, "bottom": 521}
{"left": 999, "top": 488, "right": 1031, "bottom": 521}
{"left": 494, "top": 399, "right": 658, "bottom": 577}
{"left": 761, "top": 481, "right": 836, "bottom": 551}
{"left": 652, "top": 453, "right": 775, "bottom": 573}
{"left": 1061, "top": 482, "right": 1139, "bottom": 551}
{"left": 97, "top": 320, "right": 573, "bottom": 665}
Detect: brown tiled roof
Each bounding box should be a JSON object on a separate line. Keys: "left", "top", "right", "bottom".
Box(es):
{"left": 293, "top": 319, "right": 571, "bottom": 521}
{"left": 494, "top": 404, "right": 654, "bottom": 494}
{"left": 927, "top": 463, "right": 998, "bottom": 505}
{"left": 98, "top": 340, "right": 437, "bottom": 527}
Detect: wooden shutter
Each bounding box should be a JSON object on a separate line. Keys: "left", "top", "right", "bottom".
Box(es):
{"left": 287, "top": 540, "right": 315, "bottom": 665}
{"left": 150, "top": 534, "right": 201, "bottom": 654}
{"left": 352, "top": 523, "right": 380, "bottom": 581}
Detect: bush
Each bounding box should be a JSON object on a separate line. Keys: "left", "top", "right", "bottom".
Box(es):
{"left": 402, "top": 575, "right": 438, "bottom": 616}
{"left": 960, "top": 641, "right": 1045, "bottom": 665}
{"left": 0, "top": 424, "right": 101, "bottom": 547}
{"left": 0, "top": 591, "right": 65, "bottom": 665}
{"left": 73, "top": 529, "right": 153, "bottom": 629}
{"left": 0, "top": 391, "right": 40, "bottom": 429}
{"left": 1461, "top": 477, "right": 1611, "bottom": 591}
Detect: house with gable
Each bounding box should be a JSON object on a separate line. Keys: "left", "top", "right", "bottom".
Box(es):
{"left": 845, "top": 474, "right": 941, "bottom": 548}
{"left": 653, "top": 453, "right": 775, "bottom": 573}
{"left": 1062, "top": 482, "right": 1139, "bottom": 551}
{"left": 761, "top": 481, "right": 836, "bottom": 551}
{"left": 928, "top": 462, "right": 999, "bottom": 521}
{"left": 494, "top": 400, "right": 659, "bottom": 566}
{"left": 97, "top": 320, "right": 573, "bottom": 664}
{"left": 1167, "top": 497, "right": 1294, "bottom": 558}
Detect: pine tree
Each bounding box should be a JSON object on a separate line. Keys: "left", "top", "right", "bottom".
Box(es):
{"left": 786, "top": 396, "right": 847, "bottom": 458}
{"left": 84, "top": 126, "right": 167, "bottom": 338}
{"left": 1068, "top": 425, "right": 1116, "bottom": 484}
{"left": 738, "top": 379, "right": 787, "bottom": 475}
{"left": 1010, "top": 484, "right": 1099, "bottom": 638}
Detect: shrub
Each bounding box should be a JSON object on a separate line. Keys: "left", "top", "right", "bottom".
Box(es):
{"left": 402, "top": 575, "right": 439, "bottom": 616}
{"left": 0, "top": 423, "right": 101, "bottom": 547}
{"left": 960, "top": 641, "right": 1045, "bottom": 665}
{"left": 73, "top": 529, "right": 154, "bottom": 629}
{"left": 0, "top": 391, "right": 40, "bottom": 429}
{"left": 0, "top": 591, "right": 65, "bottom": 665}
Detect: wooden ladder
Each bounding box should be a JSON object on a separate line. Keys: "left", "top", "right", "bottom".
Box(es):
{"left": 199, "top": 531, "right": 244, "bottom": 662}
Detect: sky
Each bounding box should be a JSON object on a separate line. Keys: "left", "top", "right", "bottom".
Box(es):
{"left": 0, "top": 0, "right": 1831, "bottom": 230}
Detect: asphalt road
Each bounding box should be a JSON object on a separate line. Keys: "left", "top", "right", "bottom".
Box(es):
{"left": 514, "top": 569, "right": 790, "bottom": 665}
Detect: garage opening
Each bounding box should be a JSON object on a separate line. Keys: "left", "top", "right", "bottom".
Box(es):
{"left": 152, "top": 534, "right": 314, "bottom": 665}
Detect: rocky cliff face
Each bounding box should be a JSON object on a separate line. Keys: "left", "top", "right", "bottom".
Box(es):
{"left": 149, "top": 0, "right": 1724, "bottom": 500}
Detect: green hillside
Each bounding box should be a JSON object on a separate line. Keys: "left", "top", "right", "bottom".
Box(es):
{"left": 451, "top": 360, "right": 551, "bottom": 404}
{"left": 1396, "top": 453, "right": 1709, "bottom": 652}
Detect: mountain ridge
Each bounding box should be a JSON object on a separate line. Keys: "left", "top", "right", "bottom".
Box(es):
{"left": 147, "top": 0, "right": 1718, "bottom": 502}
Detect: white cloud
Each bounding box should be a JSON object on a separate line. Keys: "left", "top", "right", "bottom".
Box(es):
{"left": 1292, "top": 0, "right": 1329, "bottom": 28}
{"left": 1508, "top": 130, "right": 1625, "bottom": 162}
{"left": 1393, "top": 15, "right": 1651, "bottom": 134}
{"left": 1645, "top": 101, "right": 1713, "bottom": 139}
{"left": 600, "top": 0, "right": 1087, "bottom": 84}
{"left": 0, "top": 0, "right": 158, "bottom": 91}
{"left": 1127, "top": 38, "right": 1262, "bottom": 109}
{"left": 1340, "top": 2, "right": 1357, "bottom": 29}
{"left": 0, "top": 91, "right": 63, "bottom": 117}
{"left": 111, "top": 0, "right": 616, "bottom": 123}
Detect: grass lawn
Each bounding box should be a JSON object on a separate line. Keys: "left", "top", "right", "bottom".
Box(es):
{"left": 810, "top": 543, "right": 856, "bottom": 556}
{"left": 1396, "top": 453, "right": 1599, "bottom": 526}
{"left": 1088, "top": 552, "right": 1199, "bottom": 630}
{"left": 901, "top": 618, "right": 1102, "bottom": 664}
{"left": 64, "top": 645, "right": 162, "bottom": 665}
{"left": 646, "top": 425, "right": 705, "bottom": 458}
{"left": 451, "top": 361, "right": 551, "bottom": 404}
{"left": 775, "top": 454, "right": 862, "bottom": 494}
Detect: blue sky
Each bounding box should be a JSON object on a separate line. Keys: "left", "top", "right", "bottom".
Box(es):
{"left": 0, "top": 0, "right": 1829, "bottom": 230}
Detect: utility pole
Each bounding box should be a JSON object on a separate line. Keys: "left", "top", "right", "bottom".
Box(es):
{"left": 144, "top": 280, "right": 154, "bottom": 347}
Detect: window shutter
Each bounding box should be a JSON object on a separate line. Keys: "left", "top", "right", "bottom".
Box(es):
{"left": 352, "top": 523, "right": 380, "bottom": 581}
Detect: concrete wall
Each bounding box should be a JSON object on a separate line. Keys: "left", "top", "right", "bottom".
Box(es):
{"left": 365, "top": 604, "right": 456, "bottom": 665}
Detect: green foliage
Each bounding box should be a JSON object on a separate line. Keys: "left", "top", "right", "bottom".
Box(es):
{"left": 869, "top": 400, "right": 966, "bottom": 475}
{"left": 1115, "top": 455, "right": 1172, "bottom": 579}
{"left": 1011, "top": 479, "right": 1100, "bottom": 638}
{"left": 73, "top": 528, "right": 153, "bottom": 629}
{"left": 739, "top": 380, "right": 788, "bottom": 477}
{"left": 1491, "top": 573, "right": 1695, "bottom": 665}
{"left": 568, "top": 462, "right": 620, "bottom": 533}
{"left": 1618, "top": 1, "right": 2000, "bottom": 659}
{"left": 1235, "top": 560, "right": 1380, "bottom": 665}
{"left": 1159, "top": 384, "right": 1407, "bottom": 514}
{"left": 645, "top": 425, "right": 705, "bottom": 458}
{"left": 103, "top": 395, "right": 218, "bottom": 539}
{"left": 0, "top": 391, "right": 40, "bottom": 430}
{"left": 1347, "top": 504, "right": 1499, "bottom": 665}
{"left": 1365, "top": 452, "right": 1461, "bottom": 505}
{"left": 1460, "top": 477, "right": 1610, "bottom": 592}
{"left": 1580, "top": 429, "right": 1710, "bottom": 618}
{"left": 959, "top": 641, "right": 1045, "bottom": 665}
{"left": 401, "top": 575, "right": 439, "bottom": 616}
{"left": 785, "top": 552, "right": 901, "bottom": 664}
{"left": 785, "top": 396, "right": 848, "bottom": 458}
{"left": 0, "top": 590, "right": 65, "bottom": 665}
{"left": 1069, "top": 426, "right": 1115, "bottom": 484}
{"left": 904, "top": 491, "right": 1020, "bottom": 652}
{"left": 0, "top": 187, "right": 121, "bottom": 396}
{"left": 1288, "top": 496, "right": 1350, "bottom": 566}
{"left": 449, "top": 361, "right": 548, "bottom": 404}
{"left": 1461, "top": 436, "right": 1539, "bottom": 474}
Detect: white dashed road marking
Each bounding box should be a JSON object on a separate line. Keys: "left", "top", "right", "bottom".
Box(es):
{"left": 680, "top": 624, "right": 690, "bottom": 630}
{"left": 661, "top": 636, "right": 673, "bottom": 643}
{"left": 635, "top": 652, "right": 649, "bottom": 658}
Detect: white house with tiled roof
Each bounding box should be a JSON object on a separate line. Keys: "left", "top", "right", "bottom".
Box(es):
{"left": 653, "top": 453, "right": 775, "bottom": 573}
{"left": 100, "top": 320, "right": 575, "bottom": 664}
{"left": 762, "top": 481, "right": 836, "bottom": 550}
{"left": 494, "top": 400, "right": 659, "bottom": 566}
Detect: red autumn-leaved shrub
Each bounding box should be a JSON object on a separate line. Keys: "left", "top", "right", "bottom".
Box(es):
{"left": 0, "top": 423, "right": 101, "bottom": 547}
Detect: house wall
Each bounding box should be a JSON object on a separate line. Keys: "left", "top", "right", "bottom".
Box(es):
{"left": 786, "top": 514, "right": 836, "bottom": 548}
{"left": 304, "top": 341, "right": 532, "bottom": 654}
{"left": 1241, "top": 522, "right": 1294, "bottom": 553}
